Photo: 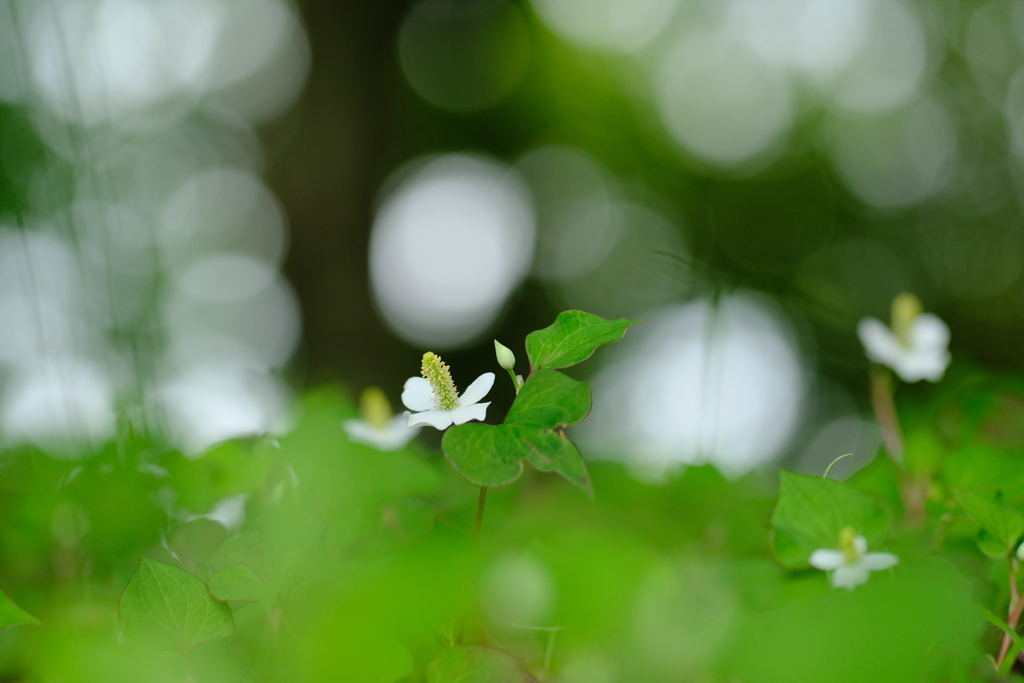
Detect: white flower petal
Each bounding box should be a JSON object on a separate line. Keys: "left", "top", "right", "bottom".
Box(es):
{"left": 860, "top": 552, "right": 899, "bottom": 571}
{"left": 857, "top": 317, "right": 901, "bottom": 367}
{"left": 853, "top": 535, "right": 867, "bottom": 556}
{"left": 343, "top": 419, "right": 379, "bottom": 444}
{"left": 407, "top": 409, "right": 453, "bottom": 430}
{"left": 402, "top": 377, "right": 436, "bottom": 411}
{"left": 893, "top": 349, "right": 950, "bottom": 383}
{"left": 460, "top": 372, "right": 495, "bottom": 406}
{"left": 911, "top": 313, "right": 950, "bottom": 349}
{"left": 808, "top": 548, "right": 844, "bottom": 571}
{"left": 449, "top": 401, "right": 490, "bottom": 425}
{"left": 831, "top": 564, "right": 870, "bottom": 590}
{"left": 343, "top": 417, "right": 420, "bottom": 450}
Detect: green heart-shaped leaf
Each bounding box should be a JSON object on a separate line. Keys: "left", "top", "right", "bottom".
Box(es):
{"left": 525, "top": 310, "right": 641, "bottom": 370}
{"left": 442, "top": 370, "right": 594, "bottom": 496}
{"left": 118, "top": 557, "right": 234, "bottom": 653}
{"left": 505, "top": 368, "right": 591, "bottom": 427}
{"left": 441, "top": 423, "right": 530, "bottom": 488}
{"left": 770, "top": 470, "right": 890, "bottom": 569}
{"left": 207, "top": 563, "right": 276, "bottom": 610}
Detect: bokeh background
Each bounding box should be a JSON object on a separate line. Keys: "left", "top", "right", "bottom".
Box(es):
{"left": 0, "top": 0, "right": 1019, "bottom": 480}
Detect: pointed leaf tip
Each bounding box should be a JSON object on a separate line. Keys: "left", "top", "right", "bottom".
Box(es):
{"left": 526, "top": 311, "right": 642, "bottom": 371}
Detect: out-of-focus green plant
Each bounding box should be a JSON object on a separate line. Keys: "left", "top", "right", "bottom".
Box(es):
{"left": 7, "top": 305, "right": 1024, "bottom": 681}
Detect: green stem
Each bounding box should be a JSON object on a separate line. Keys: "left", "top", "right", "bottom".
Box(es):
{"left": 455, "top": 487, "right": 489, "bottom": 646}
{"left": 869, "top": 365, "right": 903, "bottom": 464}
{"left": 472, "top": 487, "right": 488, "bottom": 551}
{"left": 998, "top": 565, "right": 1024, "bottom": 670}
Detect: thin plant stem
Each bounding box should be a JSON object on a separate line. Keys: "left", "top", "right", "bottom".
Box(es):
{"left": 472, "top": 487, "right": 487, "bottom": 550}
{"left": 999, "top": 566, "right": 1024, "bottom": 670}
{"left": 455, "top": 487, "right": 489, "bottom": 646}
{"left": 869, "top": 365, "right": 903, "bottom": 464}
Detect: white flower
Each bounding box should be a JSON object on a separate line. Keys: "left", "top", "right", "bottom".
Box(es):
{"left": 344, "top": 414, "right": 419, "bottom": 451}
{"left": 857, "top": 293, "right": 950, "bottom": 382}
{"left": 402, "top": 352, "right": 493, "bottom": 430}
{"left": 809, "top": 527, "right": 898, "bottom": 590}
{"left": 343, "top": 387, "right": 420, "bottom": 451}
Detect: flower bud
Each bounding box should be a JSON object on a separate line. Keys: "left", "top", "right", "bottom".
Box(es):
{"left": 494, "top": 340, "right": 516, "bottom": 371}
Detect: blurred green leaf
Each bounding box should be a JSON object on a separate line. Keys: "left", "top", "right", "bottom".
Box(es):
{"left": 771, "top": 470, "right": 890, "bottom": 568}
{"left": 443, "top": 370, "right": 594, "bottom": 495}
{"left": 118, "top": 557, "right": 233, "bottom": 653}
{"left": 525, "top": 310, "right": 641, "bottom": 370}
{"left": 207, "top": 563, "right": 274, "bottom": 610}
{"left": 166, "top": 438, "right": 275, "bottom": 513}
{"left": 280, "top": 392, "right": 441, "bottom": 547}
{"left": 958, "top": 492, "right": 1024, "bottom": 559}
{"left": 944, "top": 445, "right": 1024, "bottom": 502}
{"left": 727, "top": 559, "right": 982, "bottom": 683}
{"left": 427, "top": 646, "right": 531, "bottom": 683}
{"left": 0, "top": 586, "right": 37, "bottom": 630}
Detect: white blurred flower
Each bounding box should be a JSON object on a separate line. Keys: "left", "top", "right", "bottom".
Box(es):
{"left": 809, "top": 527, "right": 898, "bottom": 590}
{"left": 857, "top": 293, "right": 950, "bottom": 382}
{"left": 402, "top": 352, "right": 493, "bottom": 430}
{"left": 343, "top": 387, "right": 420, "bottom": 451}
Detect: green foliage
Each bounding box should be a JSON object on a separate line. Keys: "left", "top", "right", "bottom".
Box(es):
{"left": 443, "top": 369, "right": 593, "bottom": 495}
{"left": 958, "top": 492, "right": 1024, "bottom": 559}
{"left": 0, "top": 587, "right": 37, "bottom": 631}
{"left": 6, "top": 345, "right": 1024, "bottom": 682}
{"left": 525, "top": 310, "right": 642, "bottom": 370}
{"left": 771, "top": 470, "right": 890, "bottom": 568}
{"left": 118, "top": 557, "right": 234, "bottom": 653}
{"left": 442, "top": 312, "right": 639, "bottom": 497}
{"left": 427, "top": 647, "right": 531, "bottom": 683}
{"left": 206, "top": 564, "right": 274, "bottom": 609}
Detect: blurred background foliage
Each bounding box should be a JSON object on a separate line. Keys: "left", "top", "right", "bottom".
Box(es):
{"left": 0, "top": 0, "right": 1021, "bottom": 679}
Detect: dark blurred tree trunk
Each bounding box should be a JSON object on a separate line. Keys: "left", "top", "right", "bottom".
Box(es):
{"left": 265, "top": 0, "right": 417, "bottom": 393}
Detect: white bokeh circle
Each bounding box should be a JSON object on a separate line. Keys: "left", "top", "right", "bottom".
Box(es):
{"left": 581, "top": 294, "right": 807, "bottom": 477}
{"left": 370, "top": 154, "right": 535, "bottom": 348}
{"left": 655, "top": 31, "right": 793, "bottom": 167}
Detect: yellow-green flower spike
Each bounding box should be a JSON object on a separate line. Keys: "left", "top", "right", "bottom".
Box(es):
{"left": 891, "top": 292, "right": 923, "bottom": 348}
{"left": 421, "top": 352, "right": 459, "bottom": 411}
{"left": 359, "top": 387, "right": 392, "bottom": 430}
{"left": 839, "top": 526, "right": 860, "bottom": 564}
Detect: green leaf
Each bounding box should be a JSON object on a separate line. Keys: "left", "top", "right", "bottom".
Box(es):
{"left": 166, "top": 437, "right": 275, "bottom": 513}
{"left": 944, "top": 444, "right": 1024, "bottom": 502}
{"left": 118, "top": 557, "right": 233, "bottom": 653}
{"left": 516, "top": 427, "right": 591, "bottom": 493}
{"left": 427, "top": 646, "right": 531, "bottom": 683}
{"left": 525, "top": 310, "right": 641, "bottom": 370}
{"left": 207, "top": 563, "right": 275, "bottom": 610}
{"left": 505, "top": 369, "right": 591, "bottom": 427}
{"left": 279, "top": 398, "right": 441, "bottom": 547}
{"left": 958, "top": 491, "right": 1024, "bottom": 558}
{"left": 441, "top": 423, "right": 529, "bottom": 488}
{"left": 442, "top": 370, "right": 595, "bottom": 496}
{"left": 770, "top": 470, "right": 890, "bottom": 569}
{"left": 0, "top": 587, "right": 38, "bottom": 631}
